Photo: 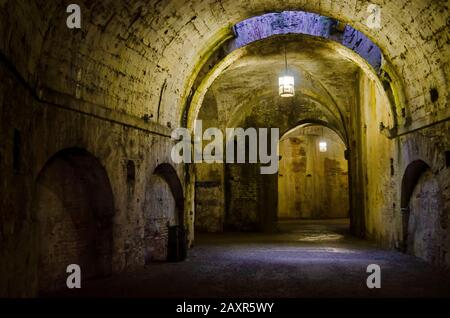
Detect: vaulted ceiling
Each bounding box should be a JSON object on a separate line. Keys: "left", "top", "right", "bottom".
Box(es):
{"left": 200, "top": 36, "right": 359, "bottom": 135}
{"left": 1, "top": 1, "right": 447, "bottom": 129}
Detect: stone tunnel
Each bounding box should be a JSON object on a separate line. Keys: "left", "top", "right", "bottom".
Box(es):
{"left": 0, "top": 0, "right": 449, "bottom": 298}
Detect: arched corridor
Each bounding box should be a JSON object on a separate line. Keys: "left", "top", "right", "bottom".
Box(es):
{"left": 278, "top": 125, "right": 349, "bottom": 220}
{"left": 0, "top": 1, "right": 449, "bottom": 300}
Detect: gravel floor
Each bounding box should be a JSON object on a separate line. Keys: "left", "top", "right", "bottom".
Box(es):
{"left": 46, "top": 219, "right": 450, "bottom": 298}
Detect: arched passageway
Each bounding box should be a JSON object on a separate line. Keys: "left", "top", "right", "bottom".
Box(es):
{"left": 0, "top": 1, "right": 449, "bottom": 299}
{"left": 192, "top": 31, "right": 385, "bottom": 236}
{"left": 34, "top": 148, "right": 114, "bottom": 293}
{"left": 278, "top": 125, "right": 349, "bottom": 220}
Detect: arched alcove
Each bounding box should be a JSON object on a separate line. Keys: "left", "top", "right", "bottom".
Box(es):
{"left": 401, "top": 160, "right": 444, "bottom": 264}
{"left": 144, "top": 164, "right": 184, "bottom": 263}
{"left": 34, "top": 148, "right": 114, "bottom": 293}
{"left": 401, "top": 160, "right": 431, "bottom": 211}
{"left": 154, "top": 164, "right": 185, "bottom": 224}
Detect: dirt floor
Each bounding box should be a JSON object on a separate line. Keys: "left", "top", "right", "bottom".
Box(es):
{"left": 45, "top": 219, "right": 450, "bottom": 298}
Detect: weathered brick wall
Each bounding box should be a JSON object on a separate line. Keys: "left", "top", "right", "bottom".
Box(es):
{"left": 399, "top": 122, "right": 450, "bottom": 266}
{"left": 194, "top": 92, "right": 225, "bottom": 232}
{"left": 407, "top": 170, "right": 442, "bottom": 264}
{"left": 0, "top": 59, "right": 185, "bottom": 296}
{"left": 357, "top": 69, "right": 450, "bottom": 263}
{"left": 225, "top": 163, "right": 261, "bottom": 231}
{"left": 357, "top": 71, "right": 398, "bottom": 244}
{"left": 195, "top": 167, "right": 225, "bottom": 233}
{"left": 35, "top": 149, "right": 114, "bottom": 292}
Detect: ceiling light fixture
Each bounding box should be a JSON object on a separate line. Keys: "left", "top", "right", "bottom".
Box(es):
{"left": 279, "top": 46, "right": 294, "bottom": 98}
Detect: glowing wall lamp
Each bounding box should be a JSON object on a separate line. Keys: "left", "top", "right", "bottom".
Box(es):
{"left": 319, "top": 127, "right": 327, "bottom": 152}
{"left": 279, "top": 47, "right": 294, "bottom": 97}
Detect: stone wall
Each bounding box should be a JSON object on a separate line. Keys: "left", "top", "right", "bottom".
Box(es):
{"left": 0, "top": 59, "right": 185, "bottom": 296}
{"left": 35, "top": 148, "right": 114, "bottom": 292}
{"left": 225, "top": 164, "right": 261, "bottom": 231}
{"left": 195, "top": 164, "right": 225, "bottom": 233}
{"left": 194, "top": 93, "right": 225, "bottom": 232}
{"left": 407, "top": 170, "right": 442, "bottom": 263}
{"left": 357, "top": 71, "right": 397, "bottom": 244}
{"left": 356, "top": 70, "right": 450, "bottom": 264}
{"left": 399, "top": 123, "right": 450, "bottom": 267}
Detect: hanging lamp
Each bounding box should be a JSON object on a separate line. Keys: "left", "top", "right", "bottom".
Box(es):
{"left": 279, "top": 46, "right": 295, "bottom": 98}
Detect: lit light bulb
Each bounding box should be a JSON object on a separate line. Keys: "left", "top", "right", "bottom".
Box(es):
{"left": 319, "top": 141, "right": 327, "bottom": 152}
{"left": 278, "top": 75, "right": 295, "bottom": 97}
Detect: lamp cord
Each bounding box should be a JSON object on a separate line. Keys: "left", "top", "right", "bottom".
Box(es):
{"left": 284, "top": 46, "right": 288, "bottom": 74}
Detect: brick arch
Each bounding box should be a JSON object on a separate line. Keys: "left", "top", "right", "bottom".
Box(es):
{"left": 281, "top": 119, "right": 348, "bottom": 148}
{"left": 230, "top": 11, "right": 383, "bottom": 70}
{"left": 401, "top": 160, "right": 431, "bottom": 211}
{"left": 33, "top": 147, "right": 114, "bottom": 293}
{"left": 400, "top": 135, "right": 446, "bottom": 176}
{"left": 153, "top": 163, "right": 185, "bottom": 225}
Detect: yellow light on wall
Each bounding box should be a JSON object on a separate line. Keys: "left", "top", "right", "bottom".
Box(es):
{"left": 319, "top": 141, "right": 327, "bottom": 153}
{"left": 279, "top": 46, "right": 294, "bottom": 98}
{"left": 279, "top": 75, "right": 295, "bottom": 97}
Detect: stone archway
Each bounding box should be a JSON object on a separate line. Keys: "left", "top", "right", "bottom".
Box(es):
{"left": 278, "top": 125, "right": 349, "bottom": 220}
{"left": 34, "top": 148, "right": 114, "bottom": 293}
{"left": 144, "top": 163, "right": 184, "bottom": 263}
{"left": 154, "top": 164, "right": 185, "bottom": 225}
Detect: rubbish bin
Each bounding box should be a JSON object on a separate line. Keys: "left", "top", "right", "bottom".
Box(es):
{"left": 167, "top": 225, "right": 187, "bottom": 262}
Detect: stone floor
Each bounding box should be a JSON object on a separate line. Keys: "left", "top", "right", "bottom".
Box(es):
{"left": 46, "top": 219, "right": 450, "bottom": 298}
